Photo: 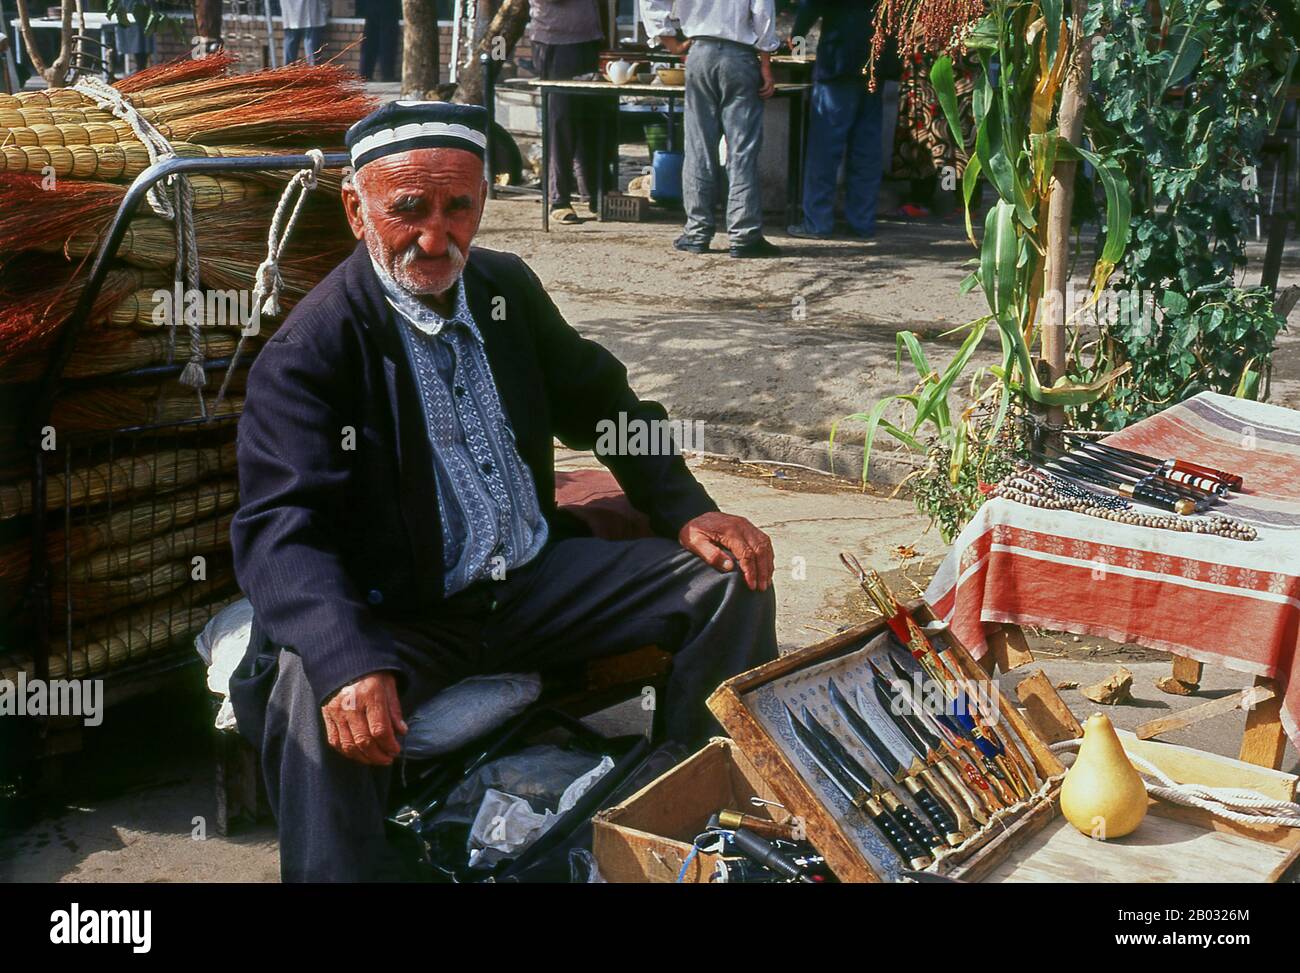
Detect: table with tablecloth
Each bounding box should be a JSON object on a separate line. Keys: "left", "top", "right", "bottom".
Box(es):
{"left": 924, "top": 392, "right": 1300, "bottom": 763}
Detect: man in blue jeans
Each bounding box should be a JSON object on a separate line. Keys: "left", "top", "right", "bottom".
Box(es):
{"left": 787, "top": 0, "right": 880, "bottom": 240}
{"left": 640, "top": 0, "right": 783, "bottom": 258}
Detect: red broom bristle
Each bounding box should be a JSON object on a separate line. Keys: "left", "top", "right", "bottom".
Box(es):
{"left": 114, "top": 52, "right": 235, "bottom": 95}
{"left": 0, "top": 173, "right": 124, "bottom": 253}
{"left": 0, "top": 255, "right": 140, "bottom": 368}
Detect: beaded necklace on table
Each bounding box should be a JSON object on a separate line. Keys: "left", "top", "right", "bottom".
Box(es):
{"left": 988, "top": 467, "right": 1257, "bottom": 542}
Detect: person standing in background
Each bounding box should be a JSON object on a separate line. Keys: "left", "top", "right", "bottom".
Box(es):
{"left": 786, "top": 0, "right": 879, "bottom": 240}
{"left": 282, "top": 0, "right": 330, "bottom": 65}
{"left": 529, "top": 0, "right": 605, "bottom": 225}
{"left": 114, "top": 0, "right": 156, "bottom": 75}
{"left": 640, "top": 0, "right": 782, "bottom": 258}
{"left": 359, "top": 0, "right": 400, "bottom": 82}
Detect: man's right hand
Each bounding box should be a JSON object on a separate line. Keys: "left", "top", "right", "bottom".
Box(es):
{"left": 322, "top": 671, "right": 408, "bottom": 766}
{"left": 660, "top": 33, "right": 691, "bottom": 58}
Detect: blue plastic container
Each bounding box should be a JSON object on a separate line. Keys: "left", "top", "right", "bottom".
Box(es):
{"left": 651, "top": 150, "right": 684, "bottom": 202}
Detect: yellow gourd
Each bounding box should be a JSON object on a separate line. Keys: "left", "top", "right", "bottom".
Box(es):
{"left": 1060, "top": 713, "right": 1148, "bottom": 839}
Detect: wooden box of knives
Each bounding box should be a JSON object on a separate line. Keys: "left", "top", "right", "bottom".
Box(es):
{"left": 707, "top": 589, "right": 1300, "bottom": 882}
{"left": 707, "top": 593, "right": 1061, "bottom": 883}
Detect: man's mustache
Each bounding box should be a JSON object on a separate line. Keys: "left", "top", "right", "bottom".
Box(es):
{"left": 398, "top": 241, "right": 465, "bottom": 271}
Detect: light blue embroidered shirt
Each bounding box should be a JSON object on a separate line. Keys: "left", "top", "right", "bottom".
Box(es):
{"left": 374, "top": 259, "right": 549, "bottom": 596}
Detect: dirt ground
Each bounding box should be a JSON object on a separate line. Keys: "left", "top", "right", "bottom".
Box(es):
{"left": 2, "top": 195, "right": 1298, "bottom": 881}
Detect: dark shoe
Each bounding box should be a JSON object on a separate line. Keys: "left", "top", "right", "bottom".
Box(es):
{"left": 673, "top": 234, "right": 711, "bottom": 254}
{"left": 786, "top": 223, "right": 831, "bottom": 240}
{"left": 729, "top": 237, "right": 782, "bottom": 258}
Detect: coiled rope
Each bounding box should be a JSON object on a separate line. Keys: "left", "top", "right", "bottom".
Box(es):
{"left": 1049, "top": 738, "right": 1300, "bottom": 828}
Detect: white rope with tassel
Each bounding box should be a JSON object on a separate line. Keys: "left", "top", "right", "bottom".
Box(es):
{"left": 1050, "top": 738, "right": 1300, "bottom": 828}
{"left": 74, "top": 76, "right": 208, "bottom": 412}
{"left": 213, "top": 148, "right": 326, "bottom": 411}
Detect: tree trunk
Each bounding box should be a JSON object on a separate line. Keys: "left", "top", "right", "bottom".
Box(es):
{"left": 193, "top": 0, "right": 224, "bottom": 49}
{"left": 401, "top": 0, "right": 441, "bottom": 98}
{"left": 1042, "top": 3, "right": 1094, "bottom": 427}
{"left": 453, "top": 0, "right": 530, "bottom": 107}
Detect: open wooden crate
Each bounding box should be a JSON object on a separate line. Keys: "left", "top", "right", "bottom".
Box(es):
{"left": 702, "top": 604, "right": 1300, "bottom": 884}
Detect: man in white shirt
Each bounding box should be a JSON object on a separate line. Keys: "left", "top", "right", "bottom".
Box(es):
{"left": 640, "top": 0, "right": 782, "bottom": 258}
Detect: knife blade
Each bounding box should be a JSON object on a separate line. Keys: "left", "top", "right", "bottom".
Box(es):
{"left": 800, "top": 705, "right": 944, "bottom": 855}
{"left": 784, "top": 704, "right": 932, "bottom": 869}
{"left": 867, "top": 659, "right": 1001, "bottom": 819}
{"left": 827, "top": 677, "right": 964, "bottom": 847}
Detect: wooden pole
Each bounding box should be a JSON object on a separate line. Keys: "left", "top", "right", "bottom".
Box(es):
{"left": 1041, "top": 3, "right": 1094, "bottom": 427}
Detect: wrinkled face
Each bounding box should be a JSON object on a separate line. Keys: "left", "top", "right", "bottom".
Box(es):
{"left": 342, "top": 147, "right": 488, "bottom": 297}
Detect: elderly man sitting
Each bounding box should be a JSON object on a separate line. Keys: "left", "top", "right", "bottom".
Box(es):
{"left": 229, "top": 102, "right": 779, "bottom": 882}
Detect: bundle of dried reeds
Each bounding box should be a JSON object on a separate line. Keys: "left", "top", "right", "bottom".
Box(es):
{"left": 0, "top": 587, "right": 241, "bottom": 680}
{"left": 0, "top": 442, "right": 236, "bottom": 521}
{"left": 0, "top": 478, "right": 239, "bottom": 596}
{"left": 54, "top": 512, "right": 235, "bottom": 584}
{"left": 0, "top": 54, "right": 372, "bottom": 676}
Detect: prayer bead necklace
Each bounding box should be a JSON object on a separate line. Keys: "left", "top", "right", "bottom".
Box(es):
{"left": 990, "top": 471, "right": 1257, "bottom": 541}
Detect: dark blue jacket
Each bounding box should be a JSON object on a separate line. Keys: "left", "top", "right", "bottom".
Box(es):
{"left": 229, "top": 243, "right": 718, "bottom": 713}
{"left": 792, "top": 0, "right": 874, "bottom": 84}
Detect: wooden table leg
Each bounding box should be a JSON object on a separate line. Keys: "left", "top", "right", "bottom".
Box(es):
{"left": 1239, "top": 675, "right": 1288, "bottom": 770}
{"left": 1172, "top": 654, "right": 1203, "bottom": 688}
{"left": 978, "top": 623, "right": 1035, "bottom": 676}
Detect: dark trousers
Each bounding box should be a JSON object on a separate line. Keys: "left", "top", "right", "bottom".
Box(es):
{"left": 533, "top": 39, "right": 603, "bottom": 208}
{"left": 259, "top": 535, "right": 778, "bottom": 881}
{"left": 360, "top": 0, "right": 399, "bottom": 81}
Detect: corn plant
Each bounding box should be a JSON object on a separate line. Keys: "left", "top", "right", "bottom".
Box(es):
{"left": 846, "top": 0, "right": 1135, "bottom": 534}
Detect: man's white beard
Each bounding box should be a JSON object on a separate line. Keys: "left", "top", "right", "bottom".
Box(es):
{"left": 363, "top": 215, "right": 466, "bottom": 297}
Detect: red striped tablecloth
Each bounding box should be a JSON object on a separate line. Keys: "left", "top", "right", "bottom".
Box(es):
{"left": 925, "top": 392, "right": 1300, "bottom": 748}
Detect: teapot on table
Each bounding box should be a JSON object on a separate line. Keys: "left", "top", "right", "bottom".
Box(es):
{"left": 602, "top": 59, "right": 643, "bottom": 85}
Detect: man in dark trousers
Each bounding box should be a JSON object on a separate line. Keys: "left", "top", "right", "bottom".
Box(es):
{"left": 786, "top": 0, "right": 880, "bottom": 239}
{"left": 528, "top": 0, "right": 605, "bottom": 224}
{"left": 230, "top": 102, "right": 778, "bottom": 882}
{"left": 358, "top": 0, "right": 399, "bottom": 81}
{"left": 640, "top": 0, "right": 783, "bottom": 258}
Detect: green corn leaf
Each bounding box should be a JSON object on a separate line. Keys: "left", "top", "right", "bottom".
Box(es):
{"left": 980, "top": 201, "right": 1019, "bottom": 319}
{"left": 1057, "top": 140, "right": 1132, "bottom": 287}
{"left": 912, "top": 316, "right": 992, "bottom": 431}
{"left": 931, "top": 56, "right": 967, "bottom": 153}
{"left": 831, "top": 397, "right": 925, "bottom": 483}
{"left": 962, "top": 155, "right": 983, "bottom": 245}
{"left": 895, "top": 330, "right": 932, "bottom": 378}
{"left": 1041, "top": 0, "right": 1063, "bottom": 63}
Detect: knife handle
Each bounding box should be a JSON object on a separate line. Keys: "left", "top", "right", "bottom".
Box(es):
{"left": 880, "top": 792, "right": 944, "bottom": 851}
{"left": 865, "top": 799, "right": 932, "bottom": 869}
{"left": 914, "top": 786, "right": 964, "bottom": 846}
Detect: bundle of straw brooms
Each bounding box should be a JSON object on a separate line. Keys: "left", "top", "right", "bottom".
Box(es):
{"left": 0, "top": 53, "right": 374, "bottom": 685}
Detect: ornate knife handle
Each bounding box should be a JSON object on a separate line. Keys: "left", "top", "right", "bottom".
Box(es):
{"left": 885, "top": 796, "right": 944, "bottom": 851}
{"left": 915, "top": 787, "right": 962, "bottom": 843}
{"left": 869, "top": 803, "right": 931, "bottom": 869}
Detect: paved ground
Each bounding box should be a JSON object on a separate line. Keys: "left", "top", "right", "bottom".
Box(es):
{"left": 3, "top": 195, "right": 1298, "bottom": 881}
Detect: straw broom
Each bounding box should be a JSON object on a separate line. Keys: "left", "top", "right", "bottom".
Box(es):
{"left": 0, "top": 478, "right": 239, "bottom": 597}
{"left": 0, "top": 259, "right": 170, "bottom": 369}
{"left": 0, "top": 172, "right": 265, "bottom": 255}
{"left": 58, "top": 553, "right": 234, "bottom": 621}
{"left": 54, "top": 512, "right": 235, "bottom": 584}
{"left": 0, "top": 587, "right": 241, "bottom": 681}
{"left": 0, "top": 441, "right": 237, "bottom": 521}
{"left": 51, "top": 388, "right": 243, "bottom": 433}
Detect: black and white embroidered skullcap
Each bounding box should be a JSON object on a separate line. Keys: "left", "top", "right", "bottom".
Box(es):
{"left": 345, "top": 101, "right": 489, "bottom": 171}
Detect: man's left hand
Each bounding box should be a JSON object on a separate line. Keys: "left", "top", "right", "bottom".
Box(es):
{"left": 679, "top": 512, "right": 774, "bottom": 591}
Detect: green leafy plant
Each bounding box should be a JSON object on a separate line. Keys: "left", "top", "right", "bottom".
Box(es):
{"left": 1075, "top": 0, "right": 1295, "bottom": 428}
{"left": 845, "top": 0, "right": 1133, "bottom": 537}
